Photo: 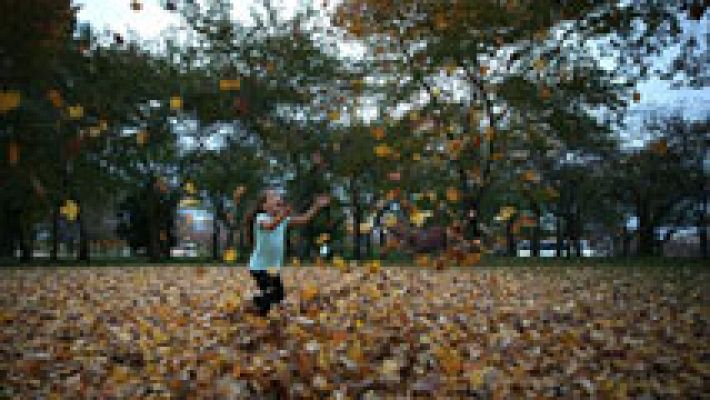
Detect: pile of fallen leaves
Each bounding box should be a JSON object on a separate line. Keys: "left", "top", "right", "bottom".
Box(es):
{"left": 0, "top": 265, "right": 707, "bottom": 398}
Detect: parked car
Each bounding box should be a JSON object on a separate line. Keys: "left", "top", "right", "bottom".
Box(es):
{"left": 171, "top": 242, "right": 199, "bottom": 258}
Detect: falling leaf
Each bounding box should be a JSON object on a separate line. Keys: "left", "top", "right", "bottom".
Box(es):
{"left": 374, "top": 144, "right": 391, "bottom": 157}
{"left": 223, "top": 248, "right": 237, "bottom": 263}
{"left": 7, "top": 141, "right": 19, "bottom": 165}
{"left": 170, "top": 96, "right": 182, "bottom": 110}
{"left": 533, "top": 58, "right": 546, "bottom": 71}
{"left": 383, "top": 213, "right": 398, "bottom": 228}
{"left": 219, "top": 79, "right": 241, "bottom": 91}
{"left": 484, "top": 126, "right": 496, "bottom": 141}
{"left": 68, "top": 105, "right": 83, "bottom": 119}
{"left": 88, "top": 126, "right": 101, "bottom": 137}
{"left": 328, "top": 110, "right": 340, "bottom": 121}
{"left": 0, "top": 90, "right": 21, "bottom": 113}
{"left": 47, "top": 89, "right": 62, "bottom": 108}
{"left": 316, "top": 233, "right": 330, "bottom": 244}
{"left": 332, "top": 256, "right": 347, "bottom": 271}
{"left": 446, "top": 187, "right": 460, "bottom": 202}
{"left": 433, "top": 12, "right": 448, "bottom": 30}
{"left": 651, "top": 139, "right": 668, "bottom": 155}
{"left": 633, "top": 91, "right": 641, "bottom": 103}
{"left": 371, "top": 127, "right": 385, "bottom": 140}
{"left": 184, "top": 181, "right": 196, "bottom": 195}
{"left": 131, "top": 0, "right": 142, "bottom": 11}
{"left": 136, "top": 130, "right": 148, "bottom": 145}
{"left": 60, "top": 199, "right": 79, "bottom": 221}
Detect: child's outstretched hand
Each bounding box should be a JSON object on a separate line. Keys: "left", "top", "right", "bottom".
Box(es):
{"left": 281, "top": 204, "right": 292, "bottom": 216}
{"left": 315, "top": 194, "right": 331, "bottom": 208}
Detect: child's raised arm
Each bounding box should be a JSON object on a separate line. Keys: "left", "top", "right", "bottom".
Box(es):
{"left": 289, "top": 194, "right": 330, "bottom": 226}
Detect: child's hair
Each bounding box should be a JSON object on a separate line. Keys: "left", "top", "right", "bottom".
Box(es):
{"left": 243, "top": 191, "right": 269, "bottom": 248}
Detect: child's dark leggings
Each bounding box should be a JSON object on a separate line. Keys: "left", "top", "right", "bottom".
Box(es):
{"left": 250, "top": 270, "right": 285, "bottom": 314}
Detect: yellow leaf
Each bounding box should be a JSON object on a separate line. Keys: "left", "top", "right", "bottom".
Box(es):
{"left": 347, "top": 340, "right": 363, "bottom": 362}
{"left": 184, "top": 181, "right": 196, "bottom": 195}
{"left": 410, "top": 210, "right": 427, "bottom": 227}
{"left": 291, "top": 257, "right": 301, "bottom": 267}
{"left": 223, "top": 248, "right": 237, "bottom": 263}
{"left": 383, "top": 213, "right": 397, "bottom": 228}
{"left": 533, "top": 58, "right": 546, "bottom": 71}
{"left": 136, "top": 130, "right": 149, "bottom": 146}
{"left": 367, "top": 259, "right": 381, "bottom": 273}
{"left": 434, "top": 12, "right": 448, "bottom": 30}
{"left": 170, "top": 96, "right": 182, "bottom": 110}
{"left": 465, "top": 253, "right": 481, "bottom": 265}
{"left": 316, "top": 232, "right": 330, "bottom": 244}
{"left": 484, "top": 126, "right": 495, "bottom": 141}
{"left": 415, "top": 254, "right": 431, "bottom": 267}
{"left": 332, "top": 256, "right": 347, "bottom": 271}
{"left": 374, "top": 144, "right": 391, "bottom": 158}
{"left": 68, "top": 105, "right": 83, "bottom": 119}
{"left": 47, "top": 89, "right": 63, "bottom": 108}
{"left": 359, "top": 223, "right": 372, "bottom": 233}
{"left": 520, "top": 170, "right": 539, "bottom": 183}
{"left": 60, "top": 200, "right": 79, "bottom": 221}
{"left": 0, "top": 91, "right": 21, "bottom": 113}
{"left": 446, "top": 187, "right": 460, "bottom": 202}
{"left": 412, "top": 153, "right": 421, "bottom": 161}
{"left": 371, "top": 126, "right": 385, "bottom": 140}
{"left": 328, "top": 110, "right": 340, "bottom": 121}
{"left": 302, "top": 285, "right": 318, "bottom": 301}
{"left": 219, "top": 79, "right": 241, "bottom": 91}
{"left": 88, "top": 126, "right": 101, "bottom": 137}
{"left": 467, "top": 369, "right": 485, "bottom": 389}
{"left": 7, "top": 141, "right": 19, "bottom": 165}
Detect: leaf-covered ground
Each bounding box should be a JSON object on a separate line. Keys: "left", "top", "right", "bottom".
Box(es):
{"left": 0, "top": 265, "right": 707, "bottom": 399}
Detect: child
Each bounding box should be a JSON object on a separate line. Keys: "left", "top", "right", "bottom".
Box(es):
{"left": 244, "top": 189, "right": 330, "bottom": 317}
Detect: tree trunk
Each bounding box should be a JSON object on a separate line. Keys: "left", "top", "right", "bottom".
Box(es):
{"left": 622, "top": 224, "right": 630, "bottom": 257}
{"left": 353, "top": 201, "right": 361, "bottom": 261}
{"left": 212, "top": 208, "right": 220, "bottom": 261}
{"left": 506, "top": 219, "right": 516, "bottom": 257}
{"left": 555, "top": 212, "right": 563, "bottom": 257}
{"left": 574, "top": 211, "right": 583, "bottom": 258}
{"left": 51, "top": 203, "right": 59, "bottom": 261}
{"left": 147, "top": 178, "right": 160, "bottom": 263}
{"left": 78, "top": 200, "right": 89, "bottom": 262}
{"left": 699, "top": 192, "right": 708, "bottom": 259}
{"left": 564, "top": 212, "right": 572, "bottom": 259}
{"left": 19, "top": 216, "right": 31, "bottom": 263}
{"left": 531, "top": 206, "right": 541, "bottom": 258}
{"left": 637, "top": 197, "right": 655, "bottom": 257}
{"left": 0, "top": 207, "right": 16, "bottom": 259}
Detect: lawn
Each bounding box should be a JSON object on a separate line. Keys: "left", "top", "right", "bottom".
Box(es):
{"left": 0, "top": 265, "right": 707, "bottom": 398}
